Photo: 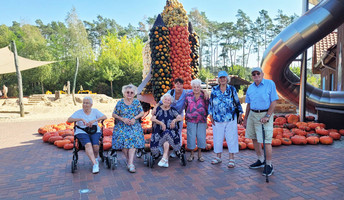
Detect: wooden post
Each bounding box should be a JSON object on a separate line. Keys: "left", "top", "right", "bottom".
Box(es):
{"left": 12, "top": 40, "right": 25, "bottom": 117}
{"left": 72, "top": 57, "right": 79, "bottom": 106}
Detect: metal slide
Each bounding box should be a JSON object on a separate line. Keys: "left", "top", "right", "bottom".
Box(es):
{"left": 261, "top": 0, "right": 344, "bottom": 113}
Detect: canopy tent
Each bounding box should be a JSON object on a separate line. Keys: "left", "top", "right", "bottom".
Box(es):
{"left": 0, "top": 46, "right": 56, "bottom": 75}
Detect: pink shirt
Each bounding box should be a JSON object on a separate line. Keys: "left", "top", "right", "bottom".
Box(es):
{"left": 184, "top": 92, "right": 209, "bottom": 123}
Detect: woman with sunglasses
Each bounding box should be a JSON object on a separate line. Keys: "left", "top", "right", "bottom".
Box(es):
{"left": 112, "top": 84, "right": 145, "bottom": 173}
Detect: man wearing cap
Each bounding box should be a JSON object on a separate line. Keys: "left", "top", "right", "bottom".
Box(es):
{"left": 208, "top": 71, "right": 243, "bottom": 168}
{"left": 243, "top": 67, "right": 278, "bottom": 176}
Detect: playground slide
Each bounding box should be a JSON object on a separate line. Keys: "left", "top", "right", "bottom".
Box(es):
{"left": 261, "top": 0, "right": 344, "bottom": 113}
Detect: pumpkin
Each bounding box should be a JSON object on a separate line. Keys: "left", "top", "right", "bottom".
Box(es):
{"left": 281, "top": 138, "right": 292, "bottom": 145}
{"left": 103, "top": 136, "right": 112, "bottom": 143}
{"left": 284, "top": 123, "right": 297, "bottom": 129}
{"left": 103, "top": 128, "right": 113, "bottom": 136}
{"left": 48, "top": 136, "right": 63, "bottom": 144}
{"left": 329, "top": 132, "right": 341, "bottom": 140}
{"left": 185, "top": 145, "right": 198, "bottom": 152}
{"left": 294, "top": 129, "right": 307, "bottom": 136}
{"left": 287, "top": 114, "right": 299, "bottom": 124}
{"left": 339, "top": 129, "right": 344, "bottom": 136}
{"left": 306, "top": 136, "right": 319, "bottom": 145}
{"left": 291, "top": 135, "right": 307, "bottom": 145}
{"left": 239, "top": 142, "right": 247, "bottom": 150}
{"left": 54, "top": 139, "right": 71, "bottom": 148}
{"left": 274, "top": 117, "right": 287, "bottom": 125}
{"left": 315, "top": 128, "right": 329, "bottom": 136}
{"left": 63, "top": 143, "right": 74, "bottom": 150}
{"left": 244, "top": 138, "right": 252, "bottom": 144}
{"left": 305, "top": 115, "right": 315, "bottom": 121}
{"left": 64, "top": 136, "right": 74, "bottom": 143}
{"left": 319, "top": 136, "right": 333, "bottom": 145}
{"left": 205, "top": 143, "right": 212, "bottom": 151}
{"left": 42, "top": 133, "right": 52, "bottom": 143}
{"left": 103, "top": 142, "right": 112, "bottom": 151}
{"left": 247, "top": 143, "right": 255, "bottom": 150}
{"left": 271, "top": 138, "right": 282, "bottom": 146}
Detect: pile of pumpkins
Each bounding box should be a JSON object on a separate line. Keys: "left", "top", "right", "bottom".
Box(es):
{"left": 38, "top": 114, "right": 344, "bottom": 152}
{"left": 142, "top": 0, "right": 199, "bottom": 101}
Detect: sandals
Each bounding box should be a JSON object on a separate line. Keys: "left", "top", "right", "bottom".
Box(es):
{"left": 187, "top": 155, "right": 194, "bottom": 162}
{"left": 127, "top": 164, "right": 136, "bottom": 173}
{"left": 211, "top": 157, "right": 222, "bottom": 165}
{"left": 198, "top": 157, "right": 205, "bottom": 162}
{"left": 228, "top": 159, "right": 235, "bottom": 168}
{"left": 158, "top": 158, "right": 169, "bottom": 168}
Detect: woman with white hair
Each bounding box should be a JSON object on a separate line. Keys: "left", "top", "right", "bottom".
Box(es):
{"left": 208, "top": 71, "right": 243, "bottom": 168}
{"left": 150, "top": 93, "right": 183, "bottom": 167}
{"left": 67, "top": 96, "right": 107, "bottom": 174}
{"left": 184, "top": 79, "right": 209, "bottom": 162}
{"left": 112, "top": 84, "right": 145, "bottom": 173}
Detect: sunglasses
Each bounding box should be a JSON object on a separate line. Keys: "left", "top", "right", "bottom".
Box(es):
{"left": 126, "top": 91, "right": 134, "bottom": 95}
{"left": 251, "top": 72, "right": 261, "bottom": 76}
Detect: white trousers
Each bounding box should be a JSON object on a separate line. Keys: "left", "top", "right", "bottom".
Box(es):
{"left": 212, "top": 118, "right": 238, "bottom": 154}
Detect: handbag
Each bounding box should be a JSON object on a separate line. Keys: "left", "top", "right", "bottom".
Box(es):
{"left": 76, "top": 125, "right": 97, "bottom": 135}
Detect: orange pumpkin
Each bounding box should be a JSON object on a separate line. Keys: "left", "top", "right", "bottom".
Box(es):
{"left": 64, "top": 136, "right": 74, "bottom": 143}
{"left": 287, "top": 114, "right": 299, "bottom": 124}
{"left": 291, "top": 135, "right": 307, "bottom": 145}
{"left": 244, "top": 138, "right": 252, "bottom": 144}
{"left": 319, "top": 136, "right": 333, "bottom": 145}
{"left": 306, "top": 136, "right": 319, "bottom": 145}
{"left": 63, "top": 143, "right": 74, "bottom": 150}
{"left": 103, "top": 142, "right": 112, "bottom": 150}
{"left": 281, "top": 138, "right": 292, "bottom": 145}
{"left": 48, "top": 136, "right": 63, "bottom": 144}
{"left": 274, "top": 117, "right": 287, "bottom": 125}
{"left": 54, "top": 139, "right": 71, "bottom": 148}
{"left": 247, "top": 143, "right": 255, "bottom": 150}
{"left": 315, "top": 128, "right": 329, "bottom": 136}
{"left": 339, "top": 129, "right": 344, "bottom": 136}
{"left": 329, "top": 132, "right": 341, "bottom": 140}
{"left": 205, "top": 143, "right": 212, "bottom": 151}
{"left": 42, "top": 133, "right": 52, "bottom": 143}
{"left": 239, "top": 142, "right": 247, "bottom": 150}
{"left": 271, "top": 138, "right": 282, "bottom": 147}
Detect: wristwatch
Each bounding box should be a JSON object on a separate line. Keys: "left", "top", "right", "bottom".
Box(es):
{"left": 265, "top": 114, "right": 271, "bottom": 118}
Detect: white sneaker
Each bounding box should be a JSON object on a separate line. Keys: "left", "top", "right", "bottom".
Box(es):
{"left": 92, "top": 164, "right": 99, "bottom": 174}
{"left": 158, "top": 158, "right": 169, "bottom": 168}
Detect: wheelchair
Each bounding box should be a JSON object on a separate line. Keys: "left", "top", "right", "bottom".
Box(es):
{"left": 71, "top": 121, "right": 105, "bottom": 173}
{"left": 143, "top": 145, "right": 187, "bottom": 168}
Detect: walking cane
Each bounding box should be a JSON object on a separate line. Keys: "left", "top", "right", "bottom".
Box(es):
{"left": 262, "top": 124, "right": 269, "bottom": 183}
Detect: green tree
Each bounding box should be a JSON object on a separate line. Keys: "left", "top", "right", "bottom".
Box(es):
{"left": 97, "top": 33, "right": 144, "bottom": 97}
{"left": 0, "top": 25, "right": 15, "bottom": 48}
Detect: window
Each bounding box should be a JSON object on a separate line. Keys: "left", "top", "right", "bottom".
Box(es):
{"left": 330, "top": 74, "right": 334, "bottom": 91}
{"left": 322, "top": 77, "right": 326, "bottom": 90}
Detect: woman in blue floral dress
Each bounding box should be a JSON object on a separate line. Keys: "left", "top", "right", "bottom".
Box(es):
{"left": 112, "top": 84, "right": 144, "bottom": 173}
{"left": 150, "top": 93, "right": 183, "bottom": 168}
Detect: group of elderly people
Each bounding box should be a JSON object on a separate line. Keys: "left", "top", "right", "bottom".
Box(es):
{"left": 68, "top": 68, "right": 277, "bottom": 177}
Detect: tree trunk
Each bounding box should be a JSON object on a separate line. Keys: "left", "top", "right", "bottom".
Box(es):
{"left": 12, "top": 40, "right": 24, "bottom": 117}
{"left": 72, "top": 57, "right": 79, "bottom": 106}
{"left": 41, "top": 82, "right": 44, "bottom": 94}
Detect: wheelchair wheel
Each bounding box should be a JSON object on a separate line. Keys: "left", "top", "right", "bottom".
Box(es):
{"left": 148, "top": 154, "right": 154, "bottom": 168}
{"left": 105, "top": 157, "right": 110, "bottom": 169}
{"left": 180, "top": 153, "right": 186, "bottom": 166}
{"left": 71, "top": 160, "right": 76, "bottom": 173}
{"left": 110, "top": 157, "right": 117, "bottom": 170}
{"left": 136, "top": 149, "right": 143, "bottom": 158}
{"left": 143, "top": 154, "right": 148, "bottom": 166}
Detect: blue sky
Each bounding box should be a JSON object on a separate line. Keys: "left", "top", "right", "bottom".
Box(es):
{"left": 0, "top": 0, "right": 302, "bottom": 27}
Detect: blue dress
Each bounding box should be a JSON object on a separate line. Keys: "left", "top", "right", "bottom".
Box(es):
{"left": 150, "top": 106, "right": 181, "bottom": 157}
{"left": 112, "top": 99, "right": 145, "bottom": 149}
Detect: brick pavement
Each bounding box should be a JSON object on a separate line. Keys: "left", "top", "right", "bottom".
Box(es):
{"left": 0, "top": 120, "right": 343, "bottom": 200}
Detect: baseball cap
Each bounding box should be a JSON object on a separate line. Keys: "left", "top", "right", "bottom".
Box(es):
{"left": 251, "top": 67, "right": 262, "bottom": 73}
{"left": 218, "top": 71, "right": 228, "bottom": 78}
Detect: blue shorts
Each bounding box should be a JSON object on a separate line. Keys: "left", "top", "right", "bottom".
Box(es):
{"left": 75, "top": 132, "right": 101, "bottom": 146}
{"left": 186, "top": 122, "right": 207, "bottom": 149}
